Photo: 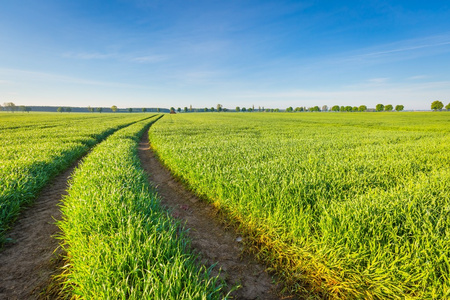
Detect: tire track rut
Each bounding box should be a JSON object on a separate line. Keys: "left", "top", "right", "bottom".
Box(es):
{"left": 0, "top": 161, "right": 78, "bottom": 299}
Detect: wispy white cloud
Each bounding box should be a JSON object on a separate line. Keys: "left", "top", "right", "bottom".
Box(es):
{"left": 357, "top": 41, "right": 450, "bottom": 59}
{"left": 62, "top": 52, "right": 117, "bottom": 60}
{"left": 407, "top": 75, "right": 428, "bottom": 80}
{"left": 367, "top": 77, "right": 389, "bottom": 84}
{"left": 334, "top": 33, "right": 450, "bottom": 65}
{"left": 0, "top": 68, "right": 147, "bottom": 88}
{"left": 62, "top": 51, "right": 170, "bottom": 64}
{"left": 131, "top": 54, "right": 169, "bottom": 63}
{"left": 0, "top": 79, "right": 14, "bottom": 85}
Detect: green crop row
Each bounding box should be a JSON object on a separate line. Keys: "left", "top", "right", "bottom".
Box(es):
{"left": 0, "top": 113, "right": 152, "bottom": 244}
{"left": 58, "top": 116, "right": 226, "bottom": 299}
{"left": 149, "top": 112, "right": 450, "bottom": 299}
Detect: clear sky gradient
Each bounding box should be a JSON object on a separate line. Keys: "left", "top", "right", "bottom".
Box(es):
{"left": 1, "top": 0, "right": 450, "bottom": 110}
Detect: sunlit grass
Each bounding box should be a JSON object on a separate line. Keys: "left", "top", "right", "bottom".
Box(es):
{"left": 149, "top": 112, "right": 450, "bottom": 299}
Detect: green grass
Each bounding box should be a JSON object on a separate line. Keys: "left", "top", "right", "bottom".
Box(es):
{"left": 149, "top": 112, "right": 450, "bottom": 299}
{"left": 58, "top": 116, "right": 226, "bottom": 299}
{"left": 0, "top": 113, "right": 153, "bottom": 244}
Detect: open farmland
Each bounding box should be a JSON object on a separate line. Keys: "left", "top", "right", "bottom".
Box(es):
{"left": 0, "top": 113, "right": 152, "bottom": 243}
{"left": 149, "top": 112, "right": 450, "bottom": 299}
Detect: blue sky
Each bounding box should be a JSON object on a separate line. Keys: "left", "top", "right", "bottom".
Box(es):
{"left": 1, "top": 0, "right": 450, "bottom": 110}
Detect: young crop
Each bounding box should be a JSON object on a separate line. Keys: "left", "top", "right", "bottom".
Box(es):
{"left": 149, "top": 112, "right": 450, "bottom": 299}
{"left": 58, "top": 116, "right": 226, "bottom": 299}
{"left": 0, "top": 113, "right": 152, "bottom": 244}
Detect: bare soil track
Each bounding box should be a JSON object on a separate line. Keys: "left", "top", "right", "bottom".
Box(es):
{"left": 138, "top": 131, "right": 297, "bottom": 300}
{"left": 0, "top": 162, "right": 77, "bottom": 299}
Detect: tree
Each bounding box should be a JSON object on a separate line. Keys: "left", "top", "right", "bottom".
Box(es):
{"left": 183, "top": 107, "right": 188, "bottom": 112}
{"left": 142, "top": 108, "right": 147, "bottom": 112}
{"left": 431, "top": 100, "right": 444, "bottom": 111}
{"left": 217, "top": 104, "right": 223, "bottom": 112}
{"left": 248, "top": 108, "right": 253, "bottom": 112}
{"left": 286, "top": 106, "right": 293, "bottom": 112}
{"left": 236, "top": 106, "right": 240, "bottom": 112}
{"left": 385, "top": 104, "right": 393, "bottom": 111}
{"left": 57, "top": 107, "right": 64, "bottom": 113}
{"left": 111, "top": 105, "right": 118, "bottom": 112}
{"left": 97, "top": 107, "right": 103, "bottom": 113}
{"left": 25, "top": 106, "right": 31, "bottom": 113}
{"left": 170, "top": 107, "right": 175, "bottom": 113}
{"left": 0, "top": 104, "right": 2, "bottom": 111}
{"left": 358, "top": 105, "right": 367, "bottom": 112}
{"left": 128, "top": 108, "right": 133, "bottom": 113}
{"left": 331, "top": 105, "right": 340, "bottom": 112}
{"left": 177, "top": 107, "right": 181, "bottom": 113}
{"left": 395, "top": 105, "right": 404, "bottom": 112}
{"left": 66, "top": 107, "right": 72, "bottom": 113}
{"left": 189, "top": 105, "right": 193, "bottom": 112}
{"left": 345, "top": 106, "right": 352, "bottom": 112}
{"left": 4, "top": 102, "right": 16, "bottom": 112}
{"left": 340, "top": 106, "right": 345, "bottom": 112}
{"left": 322, "top": 105, "right": 328, "bottom": 112}
{"left": 204, "top": 107, "right": 208, "bottom": 112}
{"left": 445, "top": 103, "right": 450, "bottom": 111}
{"left": 352, "top": 106, "right": 358, "bottom": 112}
{"left": 210, "top": 107, "right": 215, "bottom": 112}
{"left": 87, "top": 106, "right": 94, "bottom": 112}
{"left": 242, "top": 107, "right": 246, "bottom": 112}
{"left": 376, "top": 104, "right": 384, "bottom": 112}
{"left": 294, "top": 107, "right": 303, "bottom": 112}
{"left": 20, "top": 105, "right": 26, "bottom": 112}
{"left": 157, "top": 108, "right": 160, "bottom": 112}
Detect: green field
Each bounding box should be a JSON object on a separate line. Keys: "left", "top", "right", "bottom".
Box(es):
{"left": 149, "top": 112, "right": 450, "bottom": 299}
{"left": 0, "top": 113, "right": 151, "bottom": 243}
{"left": 2, "top": 111, "right": 449, "bottom": 299}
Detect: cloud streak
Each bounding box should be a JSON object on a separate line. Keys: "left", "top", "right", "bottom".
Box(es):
{"left": 357, "top": 33, "right": 450, "bottom": 61}
{"left": 131, "top": 54, "right": 169, "bottom": 63}
{"left": 62, "top": 51, "right": 169, "bottom": 64}
{"left": 0, "top": 79, "right": 14, "bottom": 85}
{"left": 0, "top": 68, "right": 148, "bottom": 89}
{"left": 62, "top": 52, "right": 117, "bottom": 60}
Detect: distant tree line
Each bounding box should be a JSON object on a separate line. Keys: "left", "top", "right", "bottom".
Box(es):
{"left": 283, "top": 104, "right": 405, "bottom": 112}
{"left": 3, "top": 101, "right": 450, "bottom": 113}
{"left": 172, "top": 104, "right": 282, "bottom": 113}
{"left": 57, "top": 107, "right": 72, "bottom": 113}
{"left": 172, "top": 103, "right": 411, "bottom": 113}
{"left": 431, "top": 100, "right": 450, "bottom": 111}
{"left": 1, "top": 102, "right": 31, "bottom": 113}
{"left": 0, "top": 104, "right": 168, "bottom": 113}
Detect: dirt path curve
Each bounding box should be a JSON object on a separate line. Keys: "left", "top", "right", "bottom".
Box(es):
{"left": 0, "top": 162, "right": 78, "bottom": 299}
{"left": 138, "top": 131, "right": 296, "bottom": 300}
